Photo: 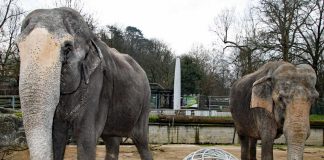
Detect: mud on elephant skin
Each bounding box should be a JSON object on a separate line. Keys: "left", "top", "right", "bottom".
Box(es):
{"left": 230, "top": 61, "right": 318, "bottom": 160}
{"left": 17, "top": 7, "right": 152, "bottom": 160}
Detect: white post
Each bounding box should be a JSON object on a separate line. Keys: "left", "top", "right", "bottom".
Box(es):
{"left": 173, "top": 57, "right": 181, "bottom": 110}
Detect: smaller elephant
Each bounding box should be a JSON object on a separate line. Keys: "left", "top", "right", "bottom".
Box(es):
{"left": 230, "top": 61, "right": 318, "bottom": 160}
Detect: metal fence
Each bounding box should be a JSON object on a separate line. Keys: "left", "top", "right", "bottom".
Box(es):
{"left": 199, "top": 96, "right": 230, "bottom": 111}
{"left": 150, "top": 109, "right": 232, "bottom": 117}
{"left": 1, "top": 95, "right": 323, "bottom": 115}
{"left": 0, "top": 95, "right": 20, "bottom": 109}
{"left": 0, "top": 89, "right": 18, "bottom": 95}
{"left": 312, "top": 98, "right": 324, "bottom": 114}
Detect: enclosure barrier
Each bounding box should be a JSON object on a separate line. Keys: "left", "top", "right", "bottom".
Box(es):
{"left": 1, "top": 95, "right": 324, "bottom": 115}
{"left": 150, "top": 109, "right": 232, "bottom": 117}
{"left": 0, "top": 95, "right": 20, "bottom": 109}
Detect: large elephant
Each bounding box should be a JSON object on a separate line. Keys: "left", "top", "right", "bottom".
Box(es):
{"left": 230, "top": 61, "right": 318, "bottom": 160}
{"left": 17, "top": 8, "right": 152, "bottom": 160}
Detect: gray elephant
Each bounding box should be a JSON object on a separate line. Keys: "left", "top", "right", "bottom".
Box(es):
{"left": 17, "top": 8, "right": 152, "bottom": 160}
{"left": 230, "top": 61, "right": 318, "bottom": 160}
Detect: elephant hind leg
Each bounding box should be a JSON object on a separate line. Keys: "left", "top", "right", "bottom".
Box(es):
{"left": 102, "top": 135, "right": 122, "bottom": 160}
{"left": 131, "top": 134, "right": 152, "bottom": 160}
{"left": 131, "top": 112, "right": 153, "bottom": 160}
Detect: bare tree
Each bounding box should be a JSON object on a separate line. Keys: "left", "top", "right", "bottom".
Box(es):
{"left": 293, "top": 0, "right": 324, "bottom": 96}
{"left": 212, "top": 0, "right": 324, "bottom": 97}
{"left": 0, "top": 0, "right": 23, "bottom": 86}
{"left": 257, "top": 0, "right": 314, "bottom": 61}
{"left": 213, "top": 8, "right": 264, "bottom": 76}
{"left": 187, "top": 44, "right": 233, "bottom": 96}
{"left": 294, "top": 0, "right": 323, "bottom": 73}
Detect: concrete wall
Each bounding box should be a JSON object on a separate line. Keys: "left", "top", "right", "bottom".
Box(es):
{"left": 148, "top": 123, "right": 324, "bottom": 146}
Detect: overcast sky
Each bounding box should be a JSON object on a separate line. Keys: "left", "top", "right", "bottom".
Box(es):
{"left": 20, "top": 0, "right": 250, "bottom": 55}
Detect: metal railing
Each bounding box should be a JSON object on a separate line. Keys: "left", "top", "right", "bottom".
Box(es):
{"left": 312, "top": 98, "right": 324, "bottom": 114}
{"left": 199, "top": 96, "right": 230, "bottom": 111}
{"left": 0, "top": 89, "right": 19, "bottom": 95}
{"left": 150, "top": 109, "right": 232, "bottom": 117}
{"left": 1, "top": 95, "right": 323, "bottom": 114}
{"left": 0, "top": 95, "right": 20, "bottom": 110}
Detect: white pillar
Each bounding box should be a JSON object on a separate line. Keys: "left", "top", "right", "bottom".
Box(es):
{"left": 173, "top": 57, "right": 181, "bottom": 110}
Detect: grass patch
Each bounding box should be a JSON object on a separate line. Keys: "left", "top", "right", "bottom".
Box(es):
{"left": 273, "top": 145, "right": 287, "bottom": 151}
{"left": 310, "top": 114, "right": 324, "bottom": 122}
{"left": 14, "top": 111, "right": 23, "bottom": 119}
{"left": 208, "top": 116, "right": 233, "bottom": 121}
{"left": 149, "top": 114, "right": 324, "bottom": 124}
{"left": 149, "top": 115, "right": 159, "bottom": 123}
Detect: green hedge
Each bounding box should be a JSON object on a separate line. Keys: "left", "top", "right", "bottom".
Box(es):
{"left": 149, "top": 114, "right": 324, "bottom": 127}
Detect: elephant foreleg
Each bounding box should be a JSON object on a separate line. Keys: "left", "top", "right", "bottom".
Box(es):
{"left": 248, "top": 138, "right": 257, "bottom": 160}
{"left": 260, "top": 136, "right": 274, "bottom": 160}
{"left": 53, "top": 117, "right": 68, "bottom": 160}
{"left": 102, "top": 136, "right": 122, "bottom": 160}
{"left": 74, "top": 122, "right": 97, "bottom": 160}
{"left": 238, "top": 135, "right": 249, "bottom": 160}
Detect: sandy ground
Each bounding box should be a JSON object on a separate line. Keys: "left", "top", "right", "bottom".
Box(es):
{"left": 2, "top": 144, "right": 324, "bottom": 160}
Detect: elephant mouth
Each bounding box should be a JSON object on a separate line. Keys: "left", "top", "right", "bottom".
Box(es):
{"left": 58, "top": 78, "right": 89, "bottom": 121}
{"left": 60, "top": 70, "right": 82, "bottom": 94}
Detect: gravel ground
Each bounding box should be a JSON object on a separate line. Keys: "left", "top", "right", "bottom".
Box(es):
{"left": 2, "top": 144, "right": 324, "bottom": 160}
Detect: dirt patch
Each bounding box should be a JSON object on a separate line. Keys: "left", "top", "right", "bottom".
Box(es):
{"left": 2, "top": 145, "right": 324, "bottom": 160}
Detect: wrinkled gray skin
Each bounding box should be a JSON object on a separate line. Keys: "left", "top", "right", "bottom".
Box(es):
{"left": 230, "top": 61, "right": 319, "bottom": 160}
{"left": 17, "top": 7, "right": 152, "bottom": 160}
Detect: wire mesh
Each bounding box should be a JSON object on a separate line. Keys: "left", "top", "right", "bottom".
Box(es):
{"left": 183, "top": 148, "right": 238, "bottom": 160}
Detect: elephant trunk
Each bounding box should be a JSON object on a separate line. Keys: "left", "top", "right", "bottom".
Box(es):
{"left": 18, "top": 28, "right": 64, "bottom": 159}
{"left": 19, "top": 83, "right": 60, "bottom": 159}
{"left": 287, "top": 144, "right": 305, "bottom": 160}
{"left": 283, "top": 96, "right": 311, "bottom": 160}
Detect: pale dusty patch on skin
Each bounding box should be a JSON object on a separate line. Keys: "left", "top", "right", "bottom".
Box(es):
{"left": 109, "top": 154, "right": 116, "bottom": 158}
{"left": 250, "top": 94, "right": 273, "bottom": 113}
{"left": 250, "top": 78, "right": 273, "bottom": 113}
{"left": 18, "top": 28, "right": 73, "bottom": 69}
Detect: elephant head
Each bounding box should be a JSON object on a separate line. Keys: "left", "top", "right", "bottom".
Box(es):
{"left": 251, "top": 62, "right": 318, "bottom": 159}
{"left": 17, "top": 8, "right": 104, "bottom": 159}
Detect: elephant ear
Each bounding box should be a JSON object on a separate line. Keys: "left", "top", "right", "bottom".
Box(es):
{"left": 82, "top": 40, "right": 105, "bottom": 84}
{"left": 250, "top": 76, "right": 273, "bottom": 113}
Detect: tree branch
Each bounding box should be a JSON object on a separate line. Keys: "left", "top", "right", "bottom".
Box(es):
{"left": 0, "top": 0, "right": 13, "bottom": 29}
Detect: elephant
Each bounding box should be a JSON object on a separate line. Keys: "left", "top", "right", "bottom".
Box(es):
{"left": 17, "top": 7, "right": 153, "bottom": 160}
{"left": 230, "top": 61, "right": 318, "bottom": 160}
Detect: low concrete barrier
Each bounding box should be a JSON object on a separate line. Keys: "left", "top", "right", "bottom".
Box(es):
{"left": 148, "top": 123, "right": 324, "bottom": 146}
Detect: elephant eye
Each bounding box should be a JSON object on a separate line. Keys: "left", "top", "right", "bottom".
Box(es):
{"left": 21, "top": 18, "right": 30, "bottom": 30}
{"left": 62, "top": 41, "right": 73, "bottom": 63}
{"left": 278, "top": 96, "right": 283, "bottom": 102}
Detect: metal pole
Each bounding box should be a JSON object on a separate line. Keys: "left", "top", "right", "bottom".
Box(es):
{"left": 12, "top": 96, "right": 15, "bottom": 110}
{"left": 232, "top": 127, "right": 236, "bottom": 144}
{"left": 208, "top": 96, "right": 211, "bottom": 116}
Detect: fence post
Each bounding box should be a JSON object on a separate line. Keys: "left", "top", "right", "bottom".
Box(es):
{"left": 11, "top": 96, "right": 15, "bottom": 110}
{"left": 208, "top": 96, "right": 211, "bottom": 116}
